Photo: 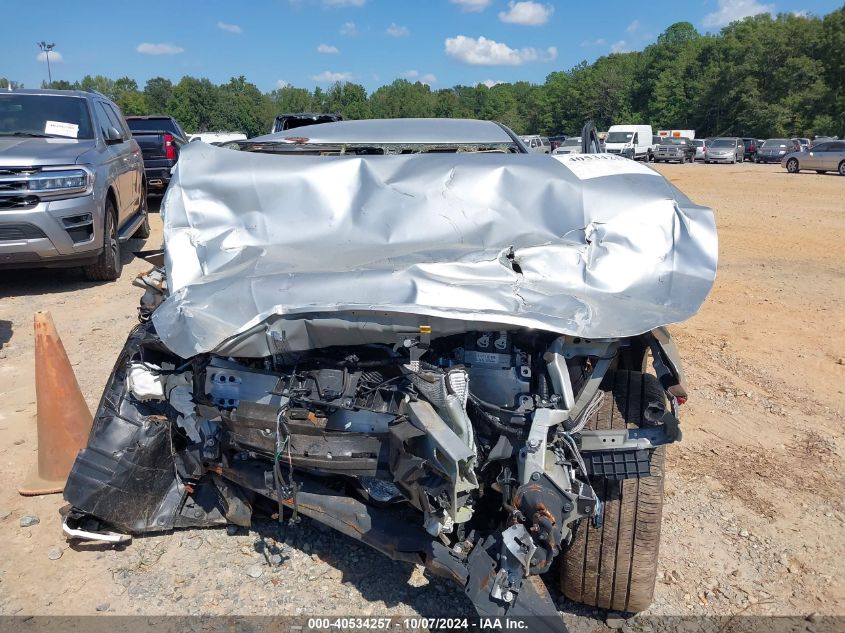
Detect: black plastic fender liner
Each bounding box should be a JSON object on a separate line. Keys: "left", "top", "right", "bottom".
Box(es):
{"left": 63, "top": 322, "right": 228, "bottom": 532}
{"left": 63, "top": 323, "right": 186, "bottom": 532}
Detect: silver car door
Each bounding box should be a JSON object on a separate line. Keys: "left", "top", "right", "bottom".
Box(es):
{"left": 98, "top": 102, "right": 133, "bottom": 221}
{"left": 108, "top": 103, "right": 142, "bottom": 211}
{"left": 804, "top": 142, "right": 828, "bottom": 169}
{"left": 92, "top": 102, "right": 124, "bottom": 216}
{"left": 824, "top": 142, "right": 845, "bottom": 170}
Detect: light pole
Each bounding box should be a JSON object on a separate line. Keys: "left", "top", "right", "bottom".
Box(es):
{"left": 37, "top": 41, "right": 55, "bottom": 86}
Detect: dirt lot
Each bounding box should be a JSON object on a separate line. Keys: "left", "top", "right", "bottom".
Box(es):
{"left": 0, "top": 163, "right": 843, "bottom": 628}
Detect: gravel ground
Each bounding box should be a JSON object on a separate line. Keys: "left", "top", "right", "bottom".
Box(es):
{"left": 0, "top": 163, "right": 843, "bottom": 630}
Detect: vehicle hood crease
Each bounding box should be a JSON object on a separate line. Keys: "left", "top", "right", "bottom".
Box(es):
{"left": 154, "top": 144, "right": 718, "bottom": 357}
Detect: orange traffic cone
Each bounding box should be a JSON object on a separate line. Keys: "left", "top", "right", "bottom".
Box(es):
{"left": 18, "top": 311, "right": 92, "bottom": 496}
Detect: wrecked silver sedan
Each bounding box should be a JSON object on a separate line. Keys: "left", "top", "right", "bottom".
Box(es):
{"left": 63, "top": 119, "right": 717, "bottom": 626}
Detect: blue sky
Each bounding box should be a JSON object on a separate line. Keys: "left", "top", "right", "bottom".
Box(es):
{"left": 2, "top": 0, "right": 841, "bottom": 92}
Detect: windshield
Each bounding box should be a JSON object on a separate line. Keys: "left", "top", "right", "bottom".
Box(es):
{"left": 693, "top": 140, "right": 704, "bottom": 147}
{"left": 711, "top": 138, "right": 735, "bottom": 148}
{"left": 762, "top": 139, "right": 789, "bottom": 148}
{"left": 661, "top": 138, "right": 683, "bottom": 145}
{"left": 562, "top": 138, "right": 580, "bottom": 147}
{"left": 606, "top": 131, "right": 634, "bottom": 143}
{"left": 0, "top": 94, "right": 94, "bottom": 139}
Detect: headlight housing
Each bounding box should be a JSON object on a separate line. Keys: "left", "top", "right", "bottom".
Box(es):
{"left": 26, "top": 167, "right": 93, "bottom": 198}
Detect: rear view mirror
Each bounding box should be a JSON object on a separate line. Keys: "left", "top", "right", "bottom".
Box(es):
{"left": 104, "top": 127, "right": 123, "bottom": 144}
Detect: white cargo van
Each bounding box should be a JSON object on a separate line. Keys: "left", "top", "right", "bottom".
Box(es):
{"left": 604, "top": 124, "right": 653, "bottom": 160}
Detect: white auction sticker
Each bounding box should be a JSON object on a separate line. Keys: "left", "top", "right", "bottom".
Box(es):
{"left": 553, "top": 153, "right": 659, "bottom": 180}
{"left": 44, "top": 120, "right": 79, "bottom": 138}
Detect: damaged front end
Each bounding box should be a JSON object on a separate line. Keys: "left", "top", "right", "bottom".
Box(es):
{"left": 65, "top": 316, "right": 685, "bottom": 622}
{"left": 64, "top": 140, "right": 715, "bottom": 626}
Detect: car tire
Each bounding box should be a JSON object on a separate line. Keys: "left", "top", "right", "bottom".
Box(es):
{"left": 839, "top": 161, "right": 845, "bottom": 176}
{"left": 561, "top": 370, "right": 667, "bottom": 613}
{"left": 83, "top": 198, "right": 122, "bottom": 282}
{"left": 787, "top": 158, "right": 800, "bottom": 174}
{"left": 133, "top": 181, "right": 151, "bottom": 240}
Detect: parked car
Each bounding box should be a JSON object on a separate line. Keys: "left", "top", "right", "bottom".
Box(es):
{"left": 271, "top": 112, "right": 342, "bottom": 134}
{"left": 705, "top": 137, "right": 744, "bottom": 163}
{"left": 62, "top": 118, "right": 717, "bottom": 627}
{"left": 552, "top": 137, "right": 582, "bottom": 154}
{"left": 757, "top": 138, "right": 791, "bottom": 163}
{"left": 792, "top": 137, "right": 811, "bottom": 151}
{"left": 653, "top": 137, "right": 696, "bottom": 163}
{"left": 604, "top": 124, "right": 653, "bottom": 160}
{"left": 548, "top": 135, "right": 567, "bottom": 151}
{"left": 741, "top": 138, "right": 758, "bottom": 161}
{"left": 0, "top": 89, "right": 148, "bottom": 280}
{"left": 520, "top": 134, "right": 551, "bottom": 153}
{"left": 783, "top": 140, "right": 845, "bottom": 175}
{"left": 126, "top": 116, "right": 188, "bottom": 194}
{"left": 692, "top": 139, "right": 706, "bottom": 161}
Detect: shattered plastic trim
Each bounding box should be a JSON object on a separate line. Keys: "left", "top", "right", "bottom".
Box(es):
{"left": 153, "top": 143, "right": 717, "bottom": 358}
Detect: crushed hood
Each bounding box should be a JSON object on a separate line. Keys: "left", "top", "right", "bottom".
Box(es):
{"left": 153, "top": 143, "right": 717, "bottom": 358}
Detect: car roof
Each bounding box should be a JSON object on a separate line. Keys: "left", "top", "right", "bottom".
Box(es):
{"left": 253, "top": 118, "right": 517, "bottom": 144}
{"left": 5, "top": 88, "right": 98, "bottom": 100}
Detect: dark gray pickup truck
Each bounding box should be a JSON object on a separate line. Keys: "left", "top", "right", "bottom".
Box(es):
{"left": 125, "top": 116, "right": 188, "bottom": 194}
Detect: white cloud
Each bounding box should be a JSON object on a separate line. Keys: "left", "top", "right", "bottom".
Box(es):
{"left": 386, "top": 23, "right": 410, "bottom": 37}
{"left": 449, "top": 0, "right": 491, "bottom": 12}
{"left": 402, "top": 70, "right": 436, "bottom": 85}
{"left": 498, "top": 1, "right": 554, "bottom": 26}
{"left": 317, "top": 43, "right": 339, "bottom": 53}
{"left": 610, "top": 40, "right": 628, "bottom": 53}
{"left": 136, "top": 42, "right": 184, "bottom": 55}
{"left": 276, "top": 80, "right": 291, "bottom": 89}
{"left": 312, "top": 70, "right": 354, "bottom": 82}
{"left": 580, "top": 38, "right": 606, "bottom": 47}
{"left": 481, "top": 79, "right": 504, "bottom": 88}
{"left": 792, "top": 10, "right": 808, "bottom": 17}
{"left": 339, "top": 20, "right": 358, "bottom": 35}
{"left": 36, "top": 50, "right": 63, "bottom": 63}
{"left": 217, "top": 21, "right": 242, "bottom": 33}
{"left": 702, "top": 0, "right": 774, "bottom": 27}
{"left": 626, "top": 19, "right": 640, "bottom": 33}
{"left": 445, "top": 35, "right": 556, "bottom": 65}
{"left": 322, "top": 0, "right": 366, "bottom": 6}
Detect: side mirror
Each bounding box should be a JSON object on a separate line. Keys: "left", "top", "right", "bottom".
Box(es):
{"left": 104, "top": 127, "right": 123, "bottom": 144}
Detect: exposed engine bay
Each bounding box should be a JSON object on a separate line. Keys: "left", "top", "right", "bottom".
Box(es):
{"left": 64, "top": 315, "right": 684, "bottom": 621}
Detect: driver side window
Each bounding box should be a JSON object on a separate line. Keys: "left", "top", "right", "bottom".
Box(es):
{"left": 92, "top": 102, "right": 112, "bottom": 140}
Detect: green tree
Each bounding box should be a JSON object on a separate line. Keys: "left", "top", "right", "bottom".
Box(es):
{"left": 325, "top": 82, "right": 370, "bottom": 119}
{"left": 44, "top": 79, "right": 74, "bottom": 90}
{"left": 143, "top": 77, "right": 173, "bottom": 114}
{"left": 167, "top": 76, "right": 220, "bottom": 133}
{"left": 270, "top": 85, "right": 314, "bottom": 113}
{"left": 214, "top": 76, "right": 272, "bottom": 137}
{"left": 78, "top": 75, "right": 115, "bottom": 98}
